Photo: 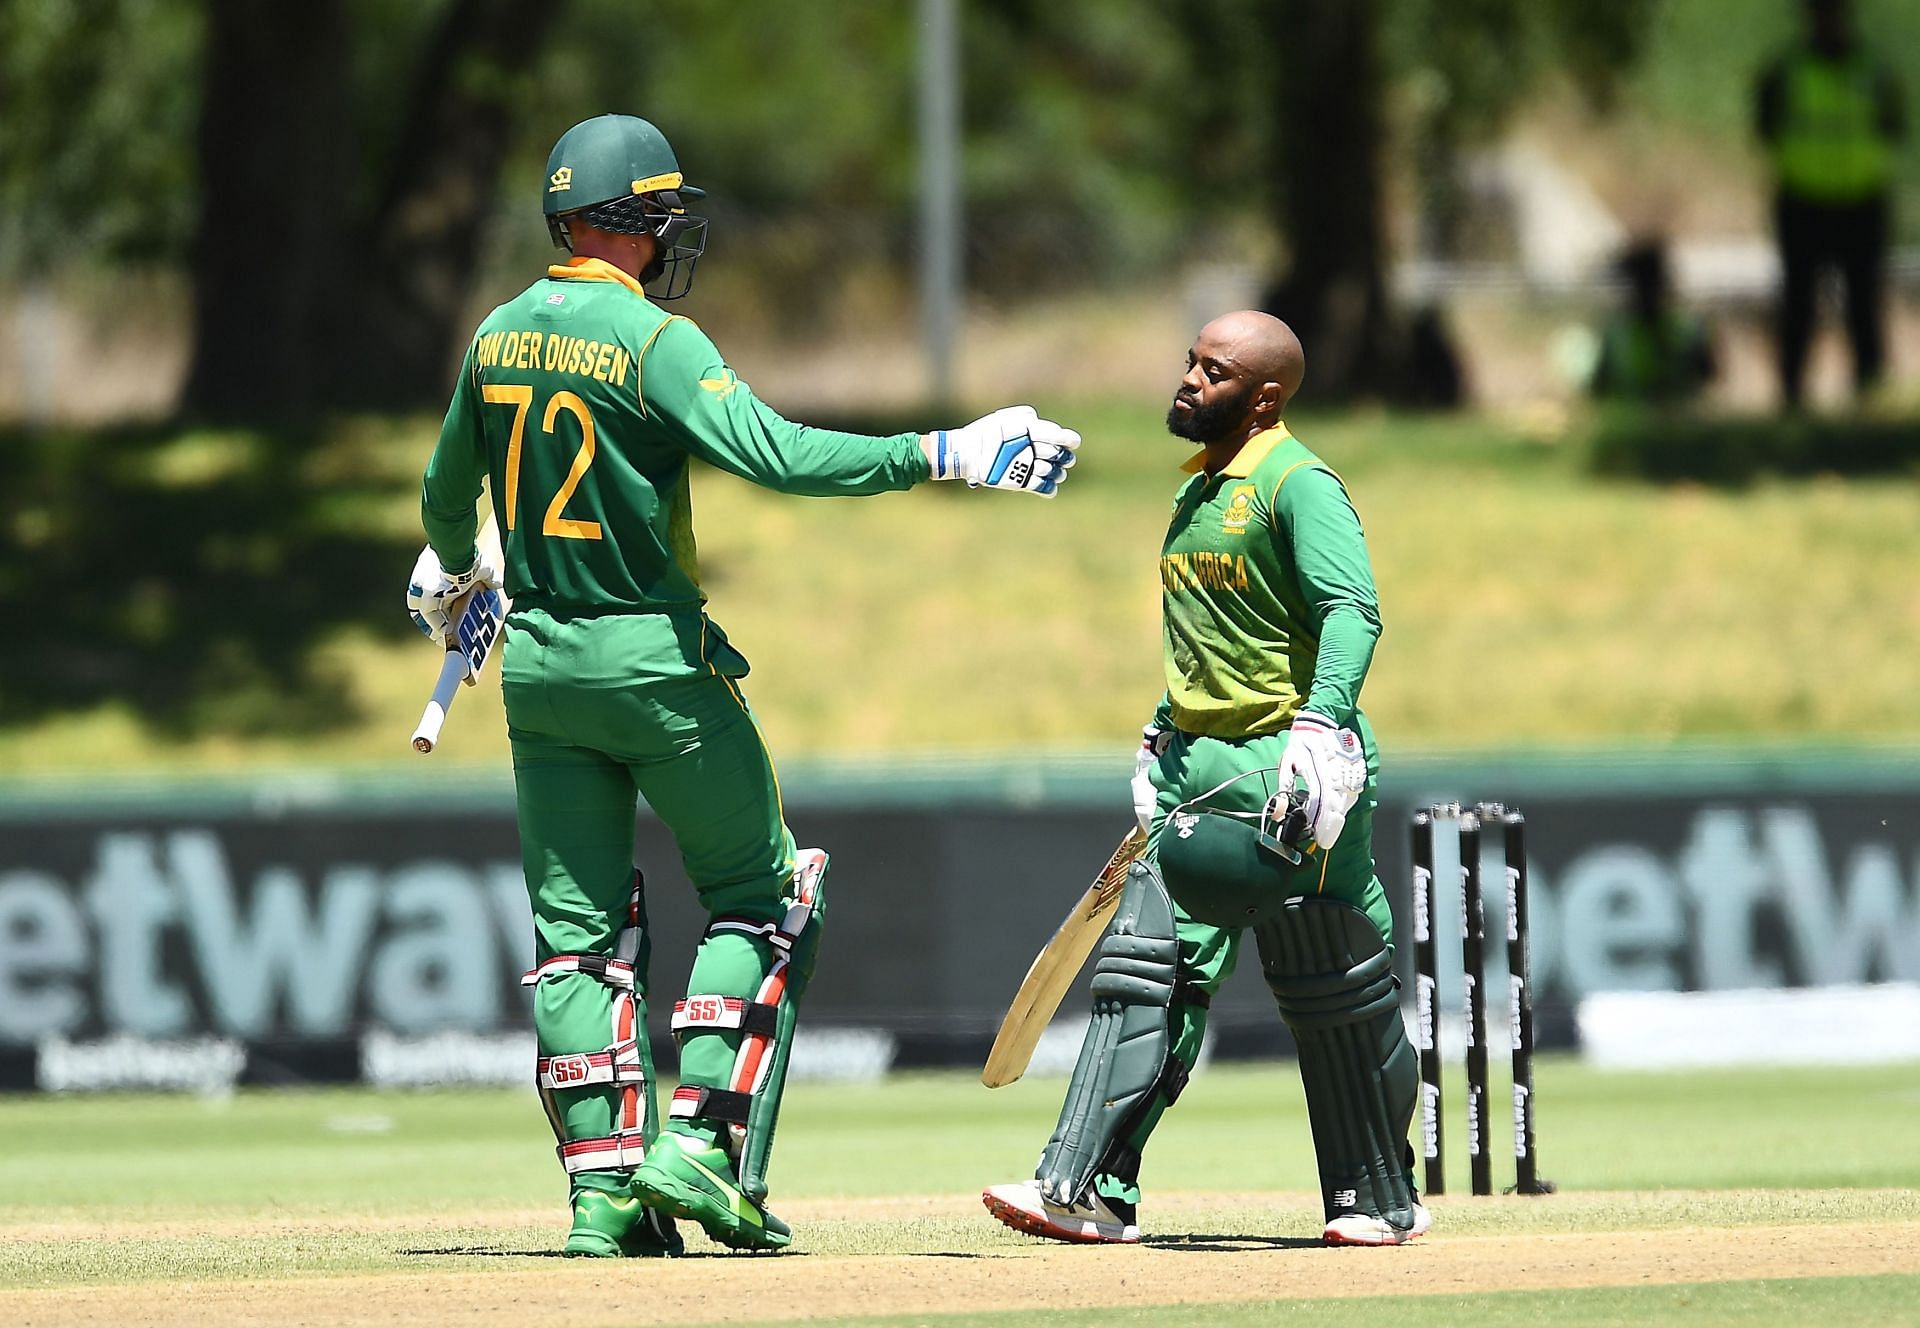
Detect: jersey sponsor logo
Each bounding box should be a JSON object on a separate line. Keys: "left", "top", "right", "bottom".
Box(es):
{"left": 546, "top": 293, "right": 566, "bottom": 306}
{"left": 548, "top": 166, "right": 573, "bottom": 194}
{"left": 1222, "top": 485, "right": 1256, "bottom": 534}
{"left": 699, "top": 370, "right": 739, "bottom": 400}
{"left": 1160, "top": 550, "right": 1250, "bottom": 592}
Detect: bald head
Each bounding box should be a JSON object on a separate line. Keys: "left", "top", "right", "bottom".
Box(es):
{"left": 1205, "top": 311, "right": 1306, "bottom": 405}
{"left": 1167, "top": 310, "right": 1306, "bottom": 447}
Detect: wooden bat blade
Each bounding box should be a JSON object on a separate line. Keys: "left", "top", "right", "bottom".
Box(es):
{"left": 981, "top": 825, "right": 1148, "bottom": 1088}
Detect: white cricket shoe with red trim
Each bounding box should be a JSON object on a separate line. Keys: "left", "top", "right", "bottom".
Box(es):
{"left": 1322, "top": 1200, "right": 1432, "bottom": 1246}
{"left": 982, "top": 1180, "right": 1141, "bottom": 1244}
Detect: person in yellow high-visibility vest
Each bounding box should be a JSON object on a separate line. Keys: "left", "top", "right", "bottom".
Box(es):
{"left": 1756, "top": 0, "right": 1904, "bottom": 407}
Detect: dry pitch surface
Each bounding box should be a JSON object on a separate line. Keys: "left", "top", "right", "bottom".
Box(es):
{"left": 7, "top": 1190, "right": 1918, "bottom": 1327}
{"left": 9, "top": 1065, "right": 1920, "bottom": 1324}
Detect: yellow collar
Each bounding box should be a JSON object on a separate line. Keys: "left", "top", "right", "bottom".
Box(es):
{"left": 546, "top": 255, "right": 650, "bottom": 299}
{"left": 1179, "top": 426, "right": 1291, "bottom": 477}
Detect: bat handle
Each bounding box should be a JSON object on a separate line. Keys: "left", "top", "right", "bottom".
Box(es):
{"left": 410, "top": 649, "right": 471, "bottom": 753}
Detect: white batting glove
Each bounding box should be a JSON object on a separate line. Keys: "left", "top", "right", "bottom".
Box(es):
{"left": 406, "top": 541, "right": 502, "bottom": 644}
{"left": 928, "top": 405, "right": 1081, "bottom": 497}
{"left": 1131, "top": 725, "right": 1172, "bottom": 832}
{"left": 1276, "top": 711, "right": 1367, "bottom": 852}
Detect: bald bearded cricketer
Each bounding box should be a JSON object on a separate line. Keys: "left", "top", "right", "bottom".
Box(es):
{"left": 984, "top": 311, "right": 1429, "bottom": 1248}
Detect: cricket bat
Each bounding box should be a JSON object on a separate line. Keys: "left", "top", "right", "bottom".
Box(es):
{"left": 410, "top": 515, "right": 510, "bottom": 754}
{"left": 981, "top": 825, "right": 1148, "bottom": 1088}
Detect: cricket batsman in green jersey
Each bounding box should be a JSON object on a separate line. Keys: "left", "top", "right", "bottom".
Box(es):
{"left": 407, "top": 115, "right": 1081, "bottom": 1257}
{"left": 985, "top": 311, "right": 1429, "bottom": 1248}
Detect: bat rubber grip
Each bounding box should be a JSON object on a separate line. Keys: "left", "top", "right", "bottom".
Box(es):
{"left": 410, "top": 649, "right": 471, "bottom": 753}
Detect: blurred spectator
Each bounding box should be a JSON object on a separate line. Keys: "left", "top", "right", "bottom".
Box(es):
{"left": 1398, "top": 305, "right": 1466, "bottom": 408}
{"left": 1756, "top": 0, "right": 1904, "bottom": 408}
{"left": 1589, "top": 242, "right": 1715, "bottom": 405}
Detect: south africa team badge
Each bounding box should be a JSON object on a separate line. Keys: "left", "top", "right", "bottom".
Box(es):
{"left": 1222, "top": 484, "right": 1256, "bottom": 534}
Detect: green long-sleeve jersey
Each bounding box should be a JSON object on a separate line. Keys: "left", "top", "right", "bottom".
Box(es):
{"left": 421, "top": 256, "right": 928, "bottom": 677}
{"left": 1155, "top": 427, "right": 1381, "bottom": 737}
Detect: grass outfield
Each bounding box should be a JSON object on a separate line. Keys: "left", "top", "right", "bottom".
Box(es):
{"left": 6, "top": 406, "right": 1920, "bottom": 773}
{"left": 2, "top": 1058, "right": 1917, "bottom": 1324}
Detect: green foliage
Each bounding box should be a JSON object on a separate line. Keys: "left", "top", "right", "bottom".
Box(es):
{"left": 529, "top": 3, "right": 914, "bottom": 215}
{"left": 965, "top": 1, "right": 1238, "bottom": 287}
{"left": 1382, "top": 0, "right": 1663, "bottom": 140}
{"left": 12, "top": 0, "right": 1903, "bottom": 302}
{"left": 0, "top": 0, "right": 201, "bottom": 269}
{"left": 15, "top": 0, "right": 1920, "bottom": 295}
{"left": 1387, "top": 0, "right": 1656, "bottom": 258}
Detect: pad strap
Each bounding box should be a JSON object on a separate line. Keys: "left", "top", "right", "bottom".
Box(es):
{"left": 532, "top": 870, "right": 661, "bottom": 1181}
{"left": 557, "top": 1130, "right": 648, "bottom": 1175}
{"left": 674, "top": 848, "right": 830, "bottom": 1205}
{"left": 1176, "top": 980, "right": 1212, "bottom": 1010}
{"left": 668, "top": 1083, "right": 753, "bottom": 1125}
{"left": 535, "top": 1039, "right": 645, "bottom": 1089}
{"left": 522, "top": 953, "right": 636, "bottom": 991}
{"left": 672, "top": 996, "right": 781, "bottom": 1035}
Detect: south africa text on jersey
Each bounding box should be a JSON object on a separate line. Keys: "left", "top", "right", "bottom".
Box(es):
{"left": 1160, "top": 550, "right": 1250, "bottom": 591}
{"left": 475, "top": 328, "right": 632, "bottom": 386}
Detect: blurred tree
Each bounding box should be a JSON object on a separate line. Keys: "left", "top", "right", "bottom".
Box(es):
{"left": 184, "top": 0, "right": 564, "bottom": 421}
{"left": 0, "top": 0, "right": 201, "bottom": 267}
{"left": 1393, "top": 0, "right": 1657, "bottom": 261}
{"left": 1250, "top": 0, "right": 1658, "bottom": 398}
{"left": 1265, "top": 0, "right": 1393, "bottom": 396}
{"left": 966, "top": 0, "right": 1229, "bottom": 293}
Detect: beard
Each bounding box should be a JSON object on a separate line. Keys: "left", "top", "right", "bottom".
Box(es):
{"left": 1165, "top": 379, "right": 1255, "bottom": 442}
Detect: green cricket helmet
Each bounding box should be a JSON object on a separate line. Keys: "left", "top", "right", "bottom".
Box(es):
{"left": 542, "top": 114, "right": 708, "bottom": 299}
{"left": 1156, "top": 780, "right": 1315, "bottom": 928}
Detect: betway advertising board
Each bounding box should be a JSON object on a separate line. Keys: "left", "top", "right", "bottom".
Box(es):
{"left": 1, "top": 752, "right": 1915, "bottom": 1089}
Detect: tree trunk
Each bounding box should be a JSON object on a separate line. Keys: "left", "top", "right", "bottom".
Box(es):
{"left": 182, "top": 0, "right": 565, "bottom": 423}
{"left": 336, "top": 0, "right": 566, "bottom": 409}
{"left": 182, "top": 0, "right": 354, "bottom": 423}
{"left": 1263, "top": 0, "right": 1391, "bottom": 401}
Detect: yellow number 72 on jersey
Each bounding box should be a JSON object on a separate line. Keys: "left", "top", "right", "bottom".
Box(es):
{"left": 480, "top": 385, "right": 603, "bottom": 541}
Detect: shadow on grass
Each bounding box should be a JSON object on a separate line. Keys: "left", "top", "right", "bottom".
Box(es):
{"left": 399, "top": 1246, "right": 809, "bottom": 1259}
{"left": 1144, "top": 1233, "right": 1323, "bottom": 1252}
{"left": 2, "top": 422, "right": 421, "bottom": 734}
{"left": 1585, "top": 410, "right": 1920, "bottom": 486}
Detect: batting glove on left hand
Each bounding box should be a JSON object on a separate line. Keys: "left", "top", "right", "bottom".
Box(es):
{"left": 406, "top": 541, "right": 502, "bottom": 644}
{"left": 1275, "top": 711, "right": 1367, "bottom": 852}
{"left": 928, "top": 405, "right": 1081, "bottom": 497}
{"left": 1131, "top": 725, "right": 1173, "bottom": 833}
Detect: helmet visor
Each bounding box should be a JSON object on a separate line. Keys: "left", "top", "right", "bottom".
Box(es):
{"left": 643, "top": 200, "right": 708, "bottom": 301}
{"left": 560, "top": 189, "right": 710, "bottom": 300}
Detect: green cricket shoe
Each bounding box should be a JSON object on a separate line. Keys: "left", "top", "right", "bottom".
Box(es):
{"left": 630, "top": 1133, "right": 793, "bottom": 1252}
{"left": 563, "top": 1187, "right": 685, "bottom": 1258}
